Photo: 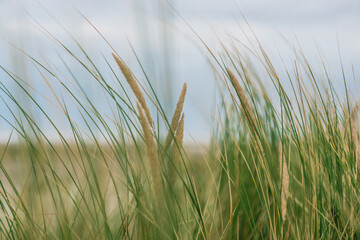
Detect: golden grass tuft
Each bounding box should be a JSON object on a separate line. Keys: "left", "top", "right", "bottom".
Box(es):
{"left": 113, "top": 53, "right": 154, "bottom": 128}
{"left": 226, "top": 67, "right": 265, "bottom": 157}
{"left": 164, "top": 83, "right": 187, "bottom": 152}
{"left": 137, "top": 103, "right": 159, "bottom": 186}
{"left": 168, "top": 113, "right": 185, "bottom": 182}
{"left": 226, "top": 68, "right": 256, "bottom": 126}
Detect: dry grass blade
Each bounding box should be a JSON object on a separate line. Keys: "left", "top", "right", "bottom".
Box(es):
{"left": 113, "top": 53, "right": 154, "bottom": 128}
{"left": 279, "top": 140, "right": 289, "bottom": 221}
{"left": 164, "top": 83, "right": 187, "bottom": 152}
{"left": 137, "top": 103, "right": 159, "bottom": 186}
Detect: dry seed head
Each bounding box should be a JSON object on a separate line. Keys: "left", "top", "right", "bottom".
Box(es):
{"left": 279, "top": 140, "right": 289, "bottom": 221}
{"left": 350, "top": 103, "right": 360, "bottom": 121}
{"left": 169, "top": 113, "right": 185, "bottom": 182}
{"left": 113, "top": 53, "right": 154, "bottom": 128}
{"left": 164, "top": 83, "right": 187, "bottom": 152}
{"left": 353, "top": 137, "right": 360, "bottom": 173}
{"left": 227, "top": 68, "right": 264, "bottom": 157}
{"left": 137, "top": 103, "right": 159, "bottom": 186}
{"left": 171, "top": 113, "right": 185, "bottom": 162}
{"left": 350, "top": 104, "right": 360, "bottom": 172}
{"left": 226, "top": 68, "right": 255, "bottom": 124}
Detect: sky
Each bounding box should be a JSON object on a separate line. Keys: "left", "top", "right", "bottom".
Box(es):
{"left": 0, "top": 0, "right": 359, "bottom": 143}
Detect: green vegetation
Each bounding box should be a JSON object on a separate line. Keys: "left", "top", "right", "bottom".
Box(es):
{"left": 0, "top": 25, "right": 360, "bottom": 239}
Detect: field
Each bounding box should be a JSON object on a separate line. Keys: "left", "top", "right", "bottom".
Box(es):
{"left": 1, "top": 22, "right": 360, "bottom": 239}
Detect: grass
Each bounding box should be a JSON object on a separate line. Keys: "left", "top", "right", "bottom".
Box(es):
{"left": 0, "top": 21, "right": 360, "bottom": 239}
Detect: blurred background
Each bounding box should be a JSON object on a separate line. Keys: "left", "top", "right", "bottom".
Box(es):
{"left": 0, "top": 0, "right": 359, "bottom": 143}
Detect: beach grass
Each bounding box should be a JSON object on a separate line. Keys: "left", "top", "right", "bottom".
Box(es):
{"left": 0, "top": 24, "right": 360, "bottom": 239}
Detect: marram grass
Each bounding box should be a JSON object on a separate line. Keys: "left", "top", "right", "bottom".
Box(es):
{"left": 0, "top": 30, "right": 360, "bottom": 240}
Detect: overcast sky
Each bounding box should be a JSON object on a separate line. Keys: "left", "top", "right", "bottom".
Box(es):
{"left": 0, "top": 0, "right": 359, "bottom": 142}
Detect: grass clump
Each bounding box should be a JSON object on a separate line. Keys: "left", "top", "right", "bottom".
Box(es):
{"left": 0, "top": 24, "right": 359, "bottom": 240}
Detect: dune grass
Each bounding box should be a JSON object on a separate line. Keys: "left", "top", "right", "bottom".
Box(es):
{"left": 0, "top": 25, "right": 360, "bottom": 240}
